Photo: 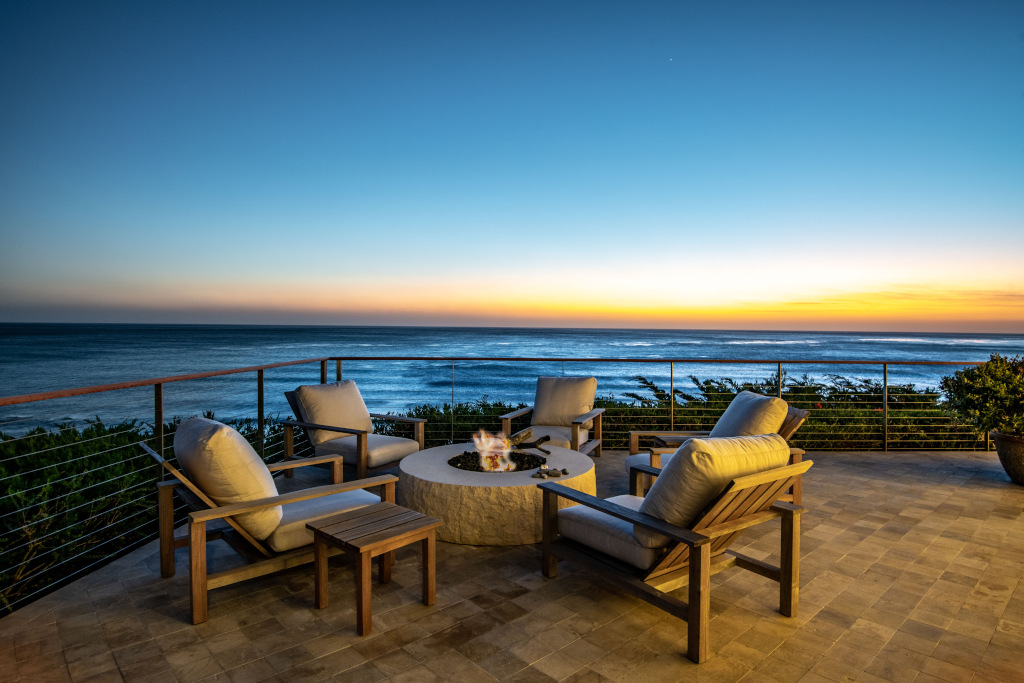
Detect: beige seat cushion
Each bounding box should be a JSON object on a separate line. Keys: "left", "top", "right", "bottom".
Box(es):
{"left": 709, "top": 391, "right": 788, "bottom": 438}
{"left": 635, "top": 434, "right": 791, "bottom": 547}
{"left": 266, "top": 488, "right": 380, "bottom": 552}
{"left": 314, "top": 433, "right": 420, "bottom": 468}
{"left": 173, "top": 417, "right": 282, "bottom": 541}
{"left": 531, "top": 376, "right": 597, "bottom": 427}
{"left": 295, "top": 380, "right": 374, "bottom": 446}
{"left": 513, "top": 425, "right": 589, "bottom": 451}
{"left": 559, "top": 495, "right": 663, "bottom": 569}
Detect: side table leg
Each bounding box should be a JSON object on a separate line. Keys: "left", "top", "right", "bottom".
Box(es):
{"left": 356, "top": 551, "right": 372, "bottom": 635}
{"left": 314, "top": 535, "right": 328, "bottom": 609}
{"left": 379, "top": 551, "right": 393, "bottom": 584}
{"left": 422, "top": 532, "right": 436, "bottom": 606}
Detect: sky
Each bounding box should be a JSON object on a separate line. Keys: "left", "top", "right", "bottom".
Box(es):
{"left": 1, "top": 1, "right": 1022, "bottom": 332}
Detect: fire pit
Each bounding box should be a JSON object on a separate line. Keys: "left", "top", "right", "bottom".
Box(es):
{"left": 398, "top": 442, "right": 596, "bottom": 545}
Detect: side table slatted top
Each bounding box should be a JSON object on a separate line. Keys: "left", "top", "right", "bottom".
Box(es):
{"left": 307, "top": 501, "right": 441, "bottom": 636}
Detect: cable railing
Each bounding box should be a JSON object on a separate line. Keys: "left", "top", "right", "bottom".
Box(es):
{"left": 0, "top": 354, "right": 986, "bottom": 616}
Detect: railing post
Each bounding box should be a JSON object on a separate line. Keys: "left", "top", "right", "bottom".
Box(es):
{"left": 257, "top": 369, "right": 265, "bottom": 456}
{"left": 154, "top": 383, "right": 164, "bottom": 459}
{"left": 451, "top": 360, "right": 456, "bottom": 443}
{"left": 320, "top": 360, "right": 327, "bottom": 384}
{"left": 777, "top": 362, "right": 783, "bottom": 398}
{"left": 336, "top": 360, "right": 342, "bottom": 381}
{"left": 883, "top": 363, "right": 889, "bottom": 452}
{"left": 670, "top": 362, "right": 674, "bottom": 430}
{"left": 561, "top": 361, "right": 565, "bottom": 376}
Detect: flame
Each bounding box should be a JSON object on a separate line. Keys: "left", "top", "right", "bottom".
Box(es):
{"left": 473, "top": 429, "right": 516, "bottom": 471}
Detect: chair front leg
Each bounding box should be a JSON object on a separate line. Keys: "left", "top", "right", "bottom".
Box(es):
{"left": 780, "top": 506, "right": 801, "bottom": 617}
{"left": 283, "top": 423, "right": 295, "bottom": 479}
{"left": 593, "top": 413, "right": 602, "bottom": 457}
{"left": 541, "top": 489, "right": 558, "bottom": 578}
{"left": 414, "top": 421, "right": 425, "bottom": 450}
{"left": 687, "top": 542, "right": 711, "bottom": 663}
{"left": 157, "top": 482, "right": 177, "bottom": 578}
{"left": 356, "top": 433, "right": 368, "bottom": 480}
{"left": 788, "top": 448, "right": 804, "bottom": 505}
{"left": 570, "top": 424, "right": 581, "bottom": 452}
{"left": 188, "top": 518, "right": 208, "bottom": 624}
{"left": 501, "top": 416, "right": 512, "bottom": 437}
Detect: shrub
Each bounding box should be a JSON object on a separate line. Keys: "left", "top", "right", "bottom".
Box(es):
{"left": 940, "top": 354, "right": 1024, "bottom": 437}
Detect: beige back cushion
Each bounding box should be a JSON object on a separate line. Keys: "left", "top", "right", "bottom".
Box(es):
{"left": 635, "top": 434, "right": 791, "bottom": 547}
{"left": 709, "top": 391, "right": 788, "bottom": 438}
{"left": 173, "top": 417, "right": 282, "bottom": 541}
{"left": 531, "top": 376, "right": 597, "bottom": 427}
{"left": 295, "top": 380, "right": 374, "bottom": 446}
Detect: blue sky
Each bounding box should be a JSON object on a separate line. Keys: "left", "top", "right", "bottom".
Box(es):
{"left": 1, "top": 1, "right": 1022, "bottom": 331}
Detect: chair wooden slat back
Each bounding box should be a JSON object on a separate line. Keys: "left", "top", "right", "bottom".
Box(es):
{"left": 778, "top": 406, "right": 810, "bottom": 441}
{"left": 141, "top": 441, "right": 274, "bottom": 559}
{"left": 645, "top": 460, "right": 812, "bottom": 579}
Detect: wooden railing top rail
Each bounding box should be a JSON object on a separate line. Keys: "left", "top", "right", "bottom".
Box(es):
{"left": 0, "top": 357, "right": 331, "bottom": 407}
{"left": 0, "top": 355, "right": 982, "bottom": 408}
{"left": 327, "top": 356, "right": 984, "bottom": 366}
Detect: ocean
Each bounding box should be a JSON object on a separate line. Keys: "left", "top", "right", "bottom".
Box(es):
{"left": 2, "top": 323, "right": 1022, "bottom": 432}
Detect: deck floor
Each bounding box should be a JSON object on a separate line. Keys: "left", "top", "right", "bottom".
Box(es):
{"left": 1, "top": 449, "right": 1022, "bottom": 683}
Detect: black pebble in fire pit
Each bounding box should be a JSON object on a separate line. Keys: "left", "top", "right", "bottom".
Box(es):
{"left": 448, "top": 451, "right": 547, "bottom": 472}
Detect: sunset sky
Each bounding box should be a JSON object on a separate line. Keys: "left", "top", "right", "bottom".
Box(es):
{"left": 1, "top": 1, "right": 1022, "bottom": 332}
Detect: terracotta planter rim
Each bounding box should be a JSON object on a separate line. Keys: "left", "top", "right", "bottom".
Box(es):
{"left": 989, "top": 430, "right": 1024, "bottom": 444}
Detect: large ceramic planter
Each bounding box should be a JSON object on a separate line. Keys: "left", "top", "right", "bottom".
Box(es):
{"left": 990, "top": 431, "right": 1024, "bottom": 486}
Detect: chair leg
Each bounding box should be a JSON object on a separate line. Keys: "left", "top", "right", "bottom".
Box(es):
{"left": 422, "top": 533, "right": 436, "bottom": 606}
{"left": 541, "top": 489, "right": 558, "bottom": 578}
{"left": 687, "top": 543, "right": 710, "bottom": 663}
{"left": 188, "top": 519, "right": 208, "bottom": 624}
{"left": 780, "top": 508, "right": 800, "bottom": 617}
{"left": 284, "top": 424, "right": 295, "bottom": 478}
{"left": 157, "top": 482, "right": 176, "bottom": 578}
{"left": 357, "top": 433, "right": 368, "bottom": 481}
{"left": 593, "top": 414, "right": 602, "bottom": 457}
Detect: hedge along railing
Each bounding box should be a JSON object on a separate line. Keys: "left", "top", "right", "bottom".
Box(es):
{"left": 0, "top": 354, "right": 986, "bottom": 616}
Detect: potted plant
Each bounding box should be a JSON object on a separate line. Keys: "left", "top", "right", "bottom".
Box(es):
{"left": 940, "top": 354, "right": 1024, "bottom": 485}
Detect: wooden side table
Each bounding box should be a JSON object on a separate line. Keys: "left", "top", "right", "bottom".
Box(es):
{"left": 306, "top": 502, "right": 441, "bottom": 635}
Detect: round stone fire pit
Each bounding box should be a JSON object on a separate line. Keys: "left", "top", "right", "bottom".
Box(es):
{"left": 398, "top": 443, "right": 596, "bottom": 545}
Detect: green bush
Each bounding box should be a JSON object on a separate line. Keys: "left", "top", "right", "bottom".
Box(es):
{"left": 940, "top": 354, "right": 1024, "bottom": 437}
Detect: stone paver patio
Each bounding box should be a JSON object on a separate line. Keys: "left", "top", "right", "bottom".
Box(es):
{"left": 1, "top": 449, "right": 1022, "bottom": 682}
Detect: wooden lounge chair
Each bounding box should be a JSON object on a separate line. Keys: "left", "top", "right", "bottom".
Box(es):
{"left": 626, "top": 392, "right": 810, "bottom": 499}
{"left": 143, "top": 417, "right": 396, "bottom": 624}
{"left": 501, "top": 376, "right": 605, "bottom": 456}
{"left": 284, "top": 380, "right": 426, "bottom": 480}
{"left": 538, "top": 434, "right": 812, "bottom": 663}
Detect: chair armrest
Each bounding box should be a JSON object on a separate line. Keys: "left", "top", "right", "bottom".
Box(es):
{"left": 537, "top": 481, "right": 708, "bottom": 547}
{"left": 189, "top": 474, "right": 399, "bottom": 523}
{"left": 500, "top": 406, "right": 533, "bottom": 420}
{"left": 282, "top": 419, "right": 365, "bottom": 437}
{"left": 267, "top": 452, "right": 344, "bottom": 472}
{"left": 770, "top": 501, "right": 804, "bottom": 514}
{"left": 627, "top": 462, "right": 663, "bottom": 496}
{"left": 369, "top": 413, "right": 427, "bottom": 424}
{"left": 628, "top": 430, "right": 710, "bottom": 454}
{"left": 628, "top": 463, "right": 663, "bottom": 478}
{"left": 572, "top": 408, "right": 605, "bottom": 425}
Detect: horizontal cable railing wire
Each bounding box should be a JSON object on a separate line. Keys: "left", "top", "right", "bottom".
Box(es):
{"left": 0, "top": 354, "right": 988, "bottom": 616}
